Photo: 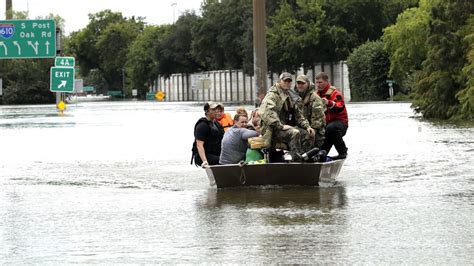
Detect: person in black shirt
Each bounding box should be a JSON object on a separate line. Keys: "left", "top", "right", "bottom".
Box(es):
{"left": 192, "top": 102, "right": 225, "bottom": 167}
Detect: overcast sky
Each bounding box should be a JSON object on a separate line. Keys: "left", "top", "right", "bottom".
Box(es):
{"left": 1, "top": 0, "right": 203, "bottom": 34}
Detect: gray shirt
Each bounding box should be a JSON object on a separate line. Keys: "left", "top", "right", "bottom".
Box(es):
{"left": 219, "top": 125, "right": 259, "bottom": 164}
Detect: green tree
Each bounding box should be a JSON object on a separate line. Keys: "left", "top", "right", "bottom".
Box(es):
{"left": 382, "top": 0, "right": 431, "bottom": 92}
{"left": 191, "top": 0, "right": 253, "bottom": 73}
{"left": 412, "top": 0, "right": 474, "bottom": 119}
{"left": 66, "top": 10, "right": 143, "bottom": 94}
{"left": 157, "top": 12, "right": 203, "bottom": 76}
{"left": 456, "top": 16, "right": 474, "bottom": 119}
{"left": 126, "top": 25, "right": 168, "bottom": 98}
{"left": 96, "top": 20, "right": 143, "bottom": 92}
{"left": 347, "top": 40, "right": 391, "bottom": 101}
{"left": 313, "top": 0, "right": 418, "bottom": 63}
{"left": 1, "top": 59, "right": 54, "bottom": 104}
{"left": 67, "top": 10, "right": 127, "bottom": 77}
{"left": 267, "top": 0, "right": 325, "bottom": 73}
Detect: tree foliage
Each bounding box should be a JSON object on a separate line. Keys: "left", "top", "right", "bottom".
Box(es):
{"left": 126, "top": 25, "right": 168, "bottom": 97}
{"left": 411, "top": 0, "right": 474, "bottom": 119}
{"left": 1, "top": 59, "right": 54, "bottom": 104}
{"left": 157, "top": 12, "right": 203, "bottom": 76}
{"left": 347, "top": 40, "right": 391, "bottom": 101}
{"left": 382, "top": 0, "right": 431, "bottom": 92}
{"left": 2, "top": 1, "right": 418, "bottom": 105}
{"left": 191, "top": 0, "right": 253, "bottom": 73}
{"left": 456, "top": 16, "right": 474, "bottom": 119}
{"left": 267, "top": 0, "right": 325, "bottom": 73}
{"left": 66, "top": 10, "right": 144, "bottom": 93}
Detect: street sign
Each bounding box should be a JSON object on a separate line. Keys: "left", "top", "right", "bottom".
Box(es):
{"left": 50, "top": 67, "right": 75, "bottom": 92}
{"left": 74, "top": 79, "right": 83, "bottom": 93}
{"left": 55, "top": 56, "right": 75, "bottom": 67}
{"left": 0, "top": 19, "right": 56, "bottom": 59}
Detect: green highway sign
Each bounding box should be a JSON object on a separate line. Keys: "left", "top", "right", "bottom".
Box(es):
{"left": 55, "top": 56, "right": 75, "bottom": 67}
{"left": 0, "top": 19, "right": 56, "bottom": 59}
{"left": 50, "top": 67, "right": 75, "bottom": 92}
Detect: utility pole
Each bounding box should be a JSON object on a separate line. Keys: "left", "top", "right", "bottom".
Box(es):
{"left": 122, "top": 67, "right": 125, "bottom": 99}
{"left": 6, "top": 0, "right": 13, "bottom": 19}
{"left": 171, "top": 3, "right": 177, "bottom": 24}
{"left": 253, "top": 0, "right": 267, "bottom": 106}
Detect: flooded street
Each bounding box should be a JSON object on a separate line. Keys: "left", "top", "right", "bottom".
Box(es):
{"left": 1, "top": 101, "right": 473, "bottom": 264}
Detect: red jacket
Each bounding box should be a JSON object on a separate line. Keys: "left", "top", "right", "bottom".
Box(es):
{"left": 317, "top": 84, "right": 348, "bottom": 125}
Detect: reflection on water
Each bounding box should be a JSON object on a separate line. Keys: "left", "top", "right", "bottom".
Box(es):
{"left": 191, "top": 187, "right": 349, "bottom": 264}
{"left": 1, "top": 101, "right": 473, "bottom": 264}
{"left": 202, "top": 186, "right": 346, "bottom": 211}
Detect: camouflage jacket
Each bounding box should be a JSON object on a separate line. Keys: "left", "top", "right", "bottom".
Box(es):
{"left": 297, "top": 83, "right": 326, "bottom": 134}
{"left": 259, "top": 83, "right": 310, "bottom": 134}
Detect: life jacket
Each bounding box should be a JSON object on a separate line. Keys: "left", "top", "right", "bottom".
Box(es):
{"left": 318, "top": 85, "right": 349, "bottom": 125}
{"left": 190, "top": 118, "right": 224, "bottom": 165}
{"left": 217, "top": 113, "right": 234, "bottom": 131}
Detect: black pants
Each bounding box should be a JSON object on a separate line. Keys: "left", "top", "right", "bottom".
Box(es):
{"left": 321, "top": 120, "right": 348, "bottom": 155}
{"left": 194, "top": 152, "right": 220, "bottom": 166}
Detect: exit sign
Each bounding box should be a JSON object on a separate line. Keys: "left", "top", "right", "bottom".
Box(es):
{"left": 55, "top": 56, "right": 75, "bottom": 67}
{"left": 50, "top": 67, "right": 75, "bottom": 92}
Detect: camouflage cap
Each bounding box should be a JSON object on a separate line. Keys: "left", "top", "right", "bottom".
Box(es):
{"left": 296, "top": 75, "right": 310, "bottom": 84}
{"left": 279, "top": 72, "right": 292, "bottom": 81}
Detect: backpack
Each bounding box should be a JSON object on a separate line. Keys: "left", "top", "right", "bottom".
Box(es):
{"left": 190, "top": 117, "right": 209, "bottom": 165}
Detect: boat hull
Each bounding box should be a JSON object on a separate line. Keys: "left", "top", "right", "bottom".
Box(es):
{"left": 205, "top": 159, "right": 344, "bottom": 188}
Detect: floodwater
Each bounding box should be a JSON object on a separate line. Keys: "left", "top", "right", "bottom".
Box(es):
{"left": 0, "top": 101, "right": 473, "bottom": 264}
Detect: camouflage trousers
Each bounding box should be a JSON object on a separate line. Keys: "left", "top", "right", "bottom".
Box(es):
{"left": 314, "top": 132, "right": 325, "bottom": 149}
{"left": 271, "top": 126, "right": 314, "bottom": 157}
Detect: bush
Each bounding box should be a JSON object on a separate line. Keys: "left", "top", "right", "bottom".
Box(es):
{"left": 347, "top": 40, "right": 392, "bottom": 101}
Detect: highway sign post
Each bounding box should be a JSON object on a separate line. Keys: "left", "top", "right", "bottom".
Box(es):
{"left": 0, "top": 19, "right": 56, "bottom": 59}
{"left": 386, "top": 79, "right": 395, "bottom": 101}
{"left": 50, "top": 67, "right": 75, "bottom": 92}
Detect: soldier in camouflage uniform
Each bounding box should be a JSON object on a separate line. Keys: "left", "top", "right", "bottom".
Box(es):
{"left": 259, "top": 72, "right": 315, "bottom": 159}
{"left": 295, "top": 75, "right": 326, "bottom": 148}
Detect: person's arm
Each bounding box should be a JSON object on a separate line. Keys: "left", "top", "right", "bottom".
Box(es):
{"left": 327, "top": 90, "right": 345, "bottom": 112}
{"left": 196, "top": 139, "right": 208, "bottom": 167}
{"left": 240, "top": 128, "right": 260, "bottom": 140}
{"left": 194, "top": 120, "right": 210, "bottom": 167}
{"left": 310, "top": 93, "right": 326, "bottom": 132}
{"left": 294, "top": 100, "right": 314, "bottom": 136}
{"left": 260, "top": 93, "right": 284, "bottom": 130}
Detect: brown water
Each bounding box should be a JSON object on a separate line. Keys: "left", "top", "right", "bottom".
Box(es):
{"left": 1, "top": 101, "right": 473, "bottom": 264}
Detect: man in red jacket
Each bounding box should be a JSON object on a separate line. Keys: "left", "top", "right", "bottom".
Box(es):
{"left": 315, "top": 72, "right": 349, "bottom": 159}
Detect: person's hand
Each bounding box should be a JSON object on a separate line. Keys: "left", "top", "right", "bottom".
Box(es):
{"left": 322, "top": 98, "right": 328, "bottom": 105}
{"left": 327, "top": 100, "right": 335, "bottom": 108}
{"left": 282, "top": 125, "right": 292, "bottom": 131}
{"left": 201, "top": 161, "right": 209, "bottom": 168}
{"left": 307, "top": 127, "right": 315, "bottom": 137}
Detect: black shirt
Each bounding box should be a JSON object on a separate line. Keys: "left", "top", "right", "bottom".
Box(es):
{"left": 194, "top": 118, "right": 224, "bottom": 155}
